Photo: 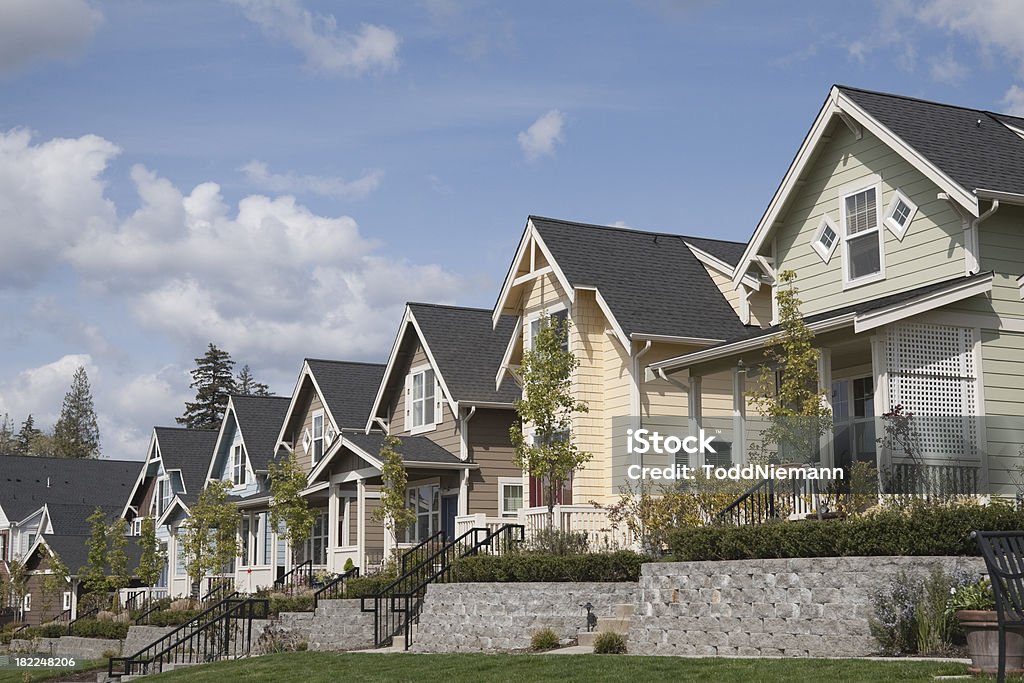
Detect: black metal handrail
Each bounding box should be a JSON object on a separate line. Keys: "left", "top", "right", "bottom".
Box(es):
{"left": 124, "top": 590, "right": 146, "bottom": 614}
{"left": 133, "top": 600, "right": 165, "bottom": 625}
{"left": 273, "top": 559, "right": 313, "bottom": 592}
{"left": 313, "top": 566, "right": 360, "bottom": 608}
{"left": 201, "top": 578, "right": 234, "bottom": 605}
{"left": 716, "top": 471, "right": 823, "bottom": 526}
{"left": 125, "top": 589, "right": 239, "bottom": 654}
{"left": 361, "top": 524, "right": 524, "bottom": 650}
{"left": 66, "top": 606, "right": 100, "bottom": 635}
{"left": 109, "top": 597, "right": 268, "bottom": 678}
{"left": 53, "top": 608, "right": 71, "bottom": 624}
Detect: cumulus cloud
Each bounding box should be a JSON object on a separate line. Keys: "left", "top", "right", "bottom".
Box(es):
{"left": 228, "top": 0, "right": 399, "bottom": 76}
{"left": 241, "top": 160, "right": 384, "bottom": 199}
{"left": 0, "top": 0, "right": 102, "bottom": 75}
{"left": 1003, "top": 85, "right": 1024, "bottom": 116}
{"left": 916, "top": 0, "right": 1024, "bottom": 75}
{"left": 0, "top": 354, "right": 96, "bottom": 429}
{"left": 929, "top": 47, "right": 969, "bottom": 85}
{"left": 517, "top": 110, "right": 566, "bottom": 161}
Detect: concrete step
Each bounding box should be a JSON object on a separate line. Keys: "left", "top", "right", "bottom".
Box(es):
{"left": 596, "top": 617, "right": 632, "bottom": 634}
{"left": 577, "top": 630, "right": 630, "bottom": 648}
{"left": 612, "top": 603, "right": 635, "bottom": 619}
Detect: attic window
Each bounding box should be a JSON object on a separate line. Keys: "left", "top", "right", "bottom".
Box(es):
{"left": 232, "top": 444, "right": 246, "bottom": 486}
{"left": 884, "top": 191, "right": 917, "bottom": 240}
{"left": 841, "top": 182, "right": 885, "bottom": 287}
{"left": 311, "top": 412, "right": 325, "bottom": 465}
{"left": 811, "top": 216, "right": 839, "bottom": 263}
{"left": 408, "top": 366, "right": 438, "bottom": 433}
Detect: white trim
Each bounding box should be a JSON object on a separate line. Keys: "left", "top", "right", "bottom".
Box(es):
{"left": 811, "top": 215, "right": 839, "bottom": 264}
{"left": 207, "top": 396, "right": 241, "bottom": 485}
{"left": 575, "top": 287, "right": 629, "bottom": 349}
{"left": 407, "top": 362, "right": 441, "bottom": 435}
{"left": 310, "top": 409, "right": 326, "bottom": 465}
{"left": 628, "top": 333, "right": 724, "bottom": 346}
{"left": 497, "top": 476, "right": 526, "bottom": 517}
{"left": 120, "top": 431, "right": 159, "bottom": 521}
{"left": 492, "top": 219, "right": 575, "bottom": 328}
{"left": 913, "top": 309, "right": 1024, "bottom": 333}
{"left": 883, "top": 189, "right": 918, "bottom": 241}
{"left": 731, "top": 87, "right": 978, "bottom": 288}
{"left": 511, "top": 265, "right": 553, "bottom": 287}
{"left": 495, "top": 316, "right": 522, "bottom": 390}
{"left": 274, "top": 360, "right": 342, "bottom": 455}
{"left": 975, "top": 188, "right": 1024, "bottom": 205}
{"left": 839, "top": 177, "right": 886, "bottom": 290}
{"left": 973, "top": 327, "right": 990, "bottom": 491}
{"left": 525, "top": 303, "right": 569, "bottom": 351}
{"left": 687, "top": 243, "right": 761, "bottom": 290}
{"left": 853, "top": 273, "right": 994, "bottom": 333}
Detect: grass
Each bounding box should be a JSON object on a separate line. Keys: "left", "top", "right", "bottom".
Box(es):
{"left": 0, "top": 658, "right": 105, "bottom": 683}
{"left": 140, "top": 651, "right": 976, "bottom": 683}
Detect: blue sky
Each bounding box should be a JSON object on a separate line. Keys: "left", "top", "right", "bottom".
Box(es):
{"left": 1, "top": 0, "right": 1022, "bottom": 460}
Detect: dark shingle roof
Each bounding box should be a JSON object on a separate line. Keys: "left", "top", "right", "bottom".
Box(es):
{"left": 46, "top": 503, "right": 123, "bottom": 536}
{"left": 407, "top": 304, "right": 520, "bottom": 405}
{"left": 343, "top": 432, "right": 463, "bottom": 466}
{"left": 230, "top": 395, "right": 291, "bottom": 471}
{"left": 40, "top": 534, "right": 143, "bottom": 576}
{"left": 840, "top": 86, "right": 1024, "bottom": 196}
{"left": 153, "top": 427, "right": 219, "bottom": 505}
{"left": 0, "top": 456, "right": 141, "bottom": 522}
{"left": 305, "top": 360, "right": 386, "bottom": 430}
{"left": 530, "top": 216, "right": 749, "bottom": 341}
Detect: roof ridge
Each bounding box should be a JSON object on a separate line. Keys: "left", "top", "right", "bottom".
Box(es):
{"left": 229, "top": 394, "right": 290, "bottom": 401}
{"left": 407, "top": 302, "right": 491, "bottom": 313}
{"left": 0, "top": 454, "right": 140, "bottom": 464}
{"left": 304, "top": 358, "right": 386, "bottom": 368}
{"left": 837, "top": 84, "right": 1015, "bottom": 119}
{"left": 155, "top": 426, "right": 218, "bottom": 432}
{"left": 529, "top": 214, "right": 745, "bottom": 245}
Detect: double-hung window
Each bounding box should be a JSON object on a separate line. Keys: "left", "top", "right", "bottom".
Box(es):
{"left": 311, "top": 413, "right": 324, "bottom": 465}
{"left": 232, "top": 444, "right": 246, "bottom": 485}
{"left": 529, "top": 309, "right": 569, "bottom": 352}
{"left": 409, "top": 367, "right": 436, "bottom": 432}
{"left": 498, "top": 478, "right": 524, "bottom": 518}
{"left": 841, "top": 181, "right": 884, "bottom": 286}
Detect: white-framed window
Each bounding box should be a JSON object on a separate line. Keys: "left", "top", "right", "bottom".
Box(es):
{"left": 23, "top": 594, "right": 31, "bottom": 612}
{"left": 232, "top": 444, "right": 246, "bottom": 486}
{"left": 498, "top": 477, "right": 524, "bottom": 518}
{"left": 403, "top": 484, "right": 440, "bottom": 543}
{"left": 131, "top": 518, "right": 142, "bottom": 536}
{"left": 840, "top": 179, "right": 885, "bottom": 288}
{"left": 311, "top": 412, "right": 324, "bottom": 465}
{"left": 884, "top": 190, "right": 917, "bottom": 240}
{"left": 408, "top": 366, "right": 437, "bottom": 433}
{"left": 811, "top": 215, "right": 839, "bottom": 263}
{"left": 528, "top": 308, "right": 569, "bottom": 352}
{"left": 304, "top": 512, "right": 329, "bottom": 565}
{"left": 62, "top": 591, "right": 72, "bottom": 611}
{"left": 0, "top": 532, "right": 7, "bottom": 561}
{"left": 174, "top": 536, "right": 186, "bottom": 577}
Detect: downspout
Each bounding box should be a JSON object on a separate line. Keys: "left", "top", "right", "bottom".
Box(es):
{"left": 458, "top": 406, "right": 477, "bottom": 516}
{"left": 967, "top": 200, "right": 1000, "bottom": 274}
{"left": 631, "top": 341, "right": 653, "bottom": 422}
{"left": 939, "top": 193, "right": 999, "bottom": 275}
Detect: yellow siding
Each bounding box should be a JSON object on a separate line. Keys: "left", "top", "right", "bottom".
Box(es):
{"left": 704, "top": 265, "right": 743, "bottom": 318}
{"left": 773, "top": 124, "right": 964, "bottom": 315}
{"left": 571, "top": 289, "right": 608, "bottom": 503}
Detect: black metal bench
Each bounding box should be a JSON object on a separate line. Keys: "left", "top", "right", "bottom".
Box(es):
{"left": 974, "top": 530, "right": 1024, "bottom": 682}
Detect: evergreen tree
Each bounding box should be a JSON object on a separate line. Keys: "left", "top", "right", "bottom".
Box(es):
{"left": 235, "top": 364, "right": 272, "bottom": 397}
{"left": 178, "top": 343, "right": 236, "bottom": 429}
{"left": 16, "top": 415, "right": 41, "bottom": 455}
{"left": 54, "top": 366, "right": 101, "bottom": 458}
{"left": 0, "top": 413, "right": 17, "bottom": 454}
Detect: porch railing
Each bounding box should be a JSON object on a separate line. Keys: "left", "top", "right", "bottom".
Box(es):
{"left": 455, "top": 505, "right": 635, "bottom": 551}
{"left": 273, "top": 559, "right": 312, "bottom": 593}
{"left": 885, "top": 462, "right": 979, "bottom": 497}
{"left": 716, "top": 474, "right": 824, "bottom": 526}
{"left": 313, "top": 566, "right": 360, "bottom": 607}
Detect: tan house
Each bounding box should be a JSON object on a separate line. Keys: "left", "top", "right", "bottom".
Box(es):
{"left": 649, "top": 85, "right": 1024, "bottom": 498}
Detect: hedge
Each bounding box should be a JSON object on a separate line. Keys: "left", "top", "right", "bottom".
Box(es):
{"left": 69, "top": 619, "right": 130, "bottom": 640}
{"left": 144, "top": 609, "right": 200, "bottom": 626}
{"left": 451, "top": 551, "right": 647, "bottom": 582}
{"left": 669, "top": 501, "right": 1024, "bottom": 561}
{"left": 342, "top": 574, "right": 396, "bottom": 598}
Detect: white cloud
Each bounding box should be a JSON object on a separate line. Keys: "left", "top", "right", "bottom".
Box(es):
{"left": 241, "top": 160, "right": 384, "bottom": 199}
{"left": 0, "top": 0, "right": 102, "bottom": 75}
{"left": 929, "top": 47, "right": 969, "bottom": 85}
{"left": 228, "top": 0, "right": 399, "bottom": 76}
{"left": 0, "top": 354, "right": 95, "bottom": 429}
{"left": 915, "top": 0, "right": 1024, "bottom": 75}
{"left": 517, "top": 110, "right": 566, "bottom": 161}
{"left": 1003, "top": 85, "right": 1024, "bottom": 116}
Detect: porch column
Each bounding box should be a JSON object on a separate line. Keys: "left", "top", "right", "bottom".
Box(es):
{"left": 870, "top": 332, "right": 890, "bottom": 474}
{"left": 458, "top": 469, "right": 469, "bottom": 516}
{"left": 817, "top": 348, "right": 833, "bottom": 468}
{"left": 327, "top": 484, "right": 339, "bottom": 572}
{"left": 732, "top": 364, "right": 747, "bottom": 464}
{"left": 688, "top": 375, "right": 703, "bottom": 468}
{"left": 356, "top": 477, "right": 366, "bottom": 570}
{"left": 342, "top": 497, "right": 351, "bottom": 547}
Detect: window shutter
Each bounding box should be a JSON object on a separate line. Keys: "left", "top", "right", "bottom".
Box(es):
{"left": 405, "top": 374, "right": 412, "bottom": 426}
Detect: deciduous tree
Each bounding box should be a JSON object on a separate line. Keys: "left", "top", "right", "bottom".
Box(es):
{"left": 268, "top": 451, "right": 317, "bottom": 563}
{"left": 373, "top": 436, "right": 416, "bottom": 547}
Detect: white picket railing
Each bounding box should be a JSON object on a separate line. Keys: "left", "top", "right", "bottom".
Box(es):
{"left": 455, "top": 505, "right": 636, "bottom": 552}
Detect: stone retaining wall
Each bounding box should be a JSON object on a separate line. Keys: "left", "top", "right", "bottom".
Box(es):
{"left": 411, "top": 582, "right": 639, "bottom": 653}
{"left": 630, "top": 556, "right": 986, "bottom": 658}
{"left": 10, "top": 625, "right": 179, "bottom": 659}
{"left": 253, "top": 600, "right": 375, "bottom": 653}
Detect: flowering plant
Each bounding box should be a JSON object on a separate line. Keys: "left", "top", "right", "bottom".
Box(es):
{"left": 949, "top": 577, "right": 995, "bottom": 613}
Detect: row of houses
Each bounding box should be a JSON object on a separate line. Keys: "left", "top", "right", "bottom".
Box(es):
{"left": 3, "top": 84, "right": 1024, "bottom": 625}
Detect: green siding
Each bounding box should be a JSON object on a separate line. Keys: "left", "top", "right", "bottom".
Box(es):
{"left": 982, "top": 330, "right": 1024, "bottom": 490}
{"left": 949, "top": 204, "right": 1024, "bottom": 320}
{"left": 774, "top": 123, "right": 965, "bottom": 316}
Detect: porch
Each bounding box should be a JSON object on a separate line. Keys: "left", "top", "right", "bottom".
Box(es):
{"left": 456, "top": 504, "right": 635, "bottom": 551}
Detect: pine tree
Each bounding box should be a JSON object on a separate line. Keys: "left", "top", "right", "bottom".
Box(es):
{"left": 16, "top": 415, "right": 41, "bottom": 455}
{"left": 0, "top": 413, "right": 17, "bottom": 454}
{"left": 178, "top": 343, "right": 237, "bottom": 429}
{"left": 54, "top": 366, "right": 101, "bottom": 458}
{"left": 235, "top": 364, "right": 272, "bottom": 397}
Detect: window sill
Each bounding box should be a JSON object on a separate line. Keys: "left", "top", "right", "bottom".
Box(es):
{"left": 408, "top": 422, "right": 438, "bottom": 436}
{"left": 842, "top": 272, "right": 886, "bottom": 291}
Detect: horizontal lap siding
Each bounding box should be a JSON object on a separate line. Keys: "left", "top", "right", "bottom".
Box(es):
{"left": 292, "top": 391, "right": 326, "bottom": 475}
{"left": 951, "top": 205, "right": 1024, "bottom": 320}
{"left": 389, "top": 342, "right": 460, "bottom": 455}
{"left": 467, "top": 409, "right": 519, "bottom": 517}
{"left": 774, "top": 124, "right": 964, "bottom": 316}
{"left": 982, "top": 330, "right": 1024, "bottom": 490}
{"left": 573, "top": 289, "right": 608, "bottom": 504}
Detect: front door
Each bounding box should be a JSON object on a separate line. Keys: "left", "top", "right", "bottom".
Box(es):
{"left": 441, "top": 495, "right": 458, "bottom": 541}
{"left": 831, "top": 376, "right": 876, "bottom": 473}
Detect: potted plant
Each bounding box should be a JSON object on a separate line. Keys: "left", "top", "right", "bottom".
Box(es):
{"left": 952, "top": 577, "right": 1024, "bottom": 673}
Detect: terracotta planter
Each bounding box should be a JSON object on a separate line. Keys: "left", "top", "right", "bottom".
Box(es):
{"left": 957, "top": 610, "right": 1024, "bottom": 673}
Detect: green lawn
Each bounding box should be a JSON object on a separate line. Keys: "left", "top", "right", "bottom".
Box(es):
{"left": 140, "top": 651, "right": 977, "bottom": 683}
{"left": 0, "top": 658, "right": 104, "bottom": 683}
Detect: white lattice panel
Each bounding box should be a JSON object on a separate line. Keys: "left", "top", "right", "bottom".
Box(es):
{"left": 885, "top": 323, "right": 978, "bottom": 460}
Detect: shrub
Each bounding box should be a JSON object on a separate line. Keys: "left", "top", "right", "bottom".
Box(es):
{"left": 523, "top": 529, "right": 589, "bottom": 556}
{"left": 593, "top": 631, "right": 627, "bottom": 654}
{"left": 868, "top": 571, "right": 920, "bottom": 656}
{"left": 342, "top": 573, "right": 396, "bottom": 598}
{"left": 70, "top": 618, "right": 129, "bottom": 640}
{"left": 145, "top": 609, "right": 200, "bottom": 626}
{"left": 530, "top": 628, "right": 560, "bottom": 651}
{"left": 267, "top": 593, "right": 314, "bottom": 615}
{"left": 669, "top": 500, "right": 1024, "bottom": 561}
{"left": 35, "top": 623, "right": 68, "bottom": 638}
{"left": 258, "top": 625, "right": 307, "bottom": 653}
{"left": 451, "top": 551, "right": 647, "bottom": 583}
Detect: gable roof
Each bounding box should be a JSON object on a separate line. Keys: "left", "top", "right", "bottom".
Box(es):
{"left": 840, "top": 86, "right": 1024, "bottom": 198}
{"left": 45, "top": 503, "right": 123, "bottom": 536}
{"left": 153, "top": 427, "right": 219, "bottom": 505}
{"left": 733, "top": 85, "right": 1024, "bottom": 286}
{"left": 32, "top": 533, "right": 143, "bottom": 576}
{"left": 305, "top": 360, "right": 386, "bottom": 430}
{"left": 227, "top": 395, "right": 291, "bottom": 472}
{"left": 0, "top": 455, "right": 141, "bottom": 523}
{"left": 526, "top": 216, "right": 749, "bottom": 341}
